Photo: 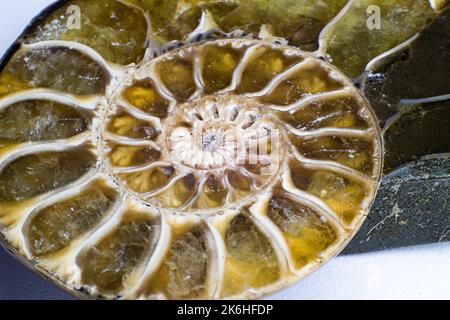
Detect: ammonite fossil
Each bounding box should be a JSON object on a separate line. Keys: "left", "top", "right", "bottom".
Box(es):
{"left": 0, "top": 0, "right": 448, "bottom": 299}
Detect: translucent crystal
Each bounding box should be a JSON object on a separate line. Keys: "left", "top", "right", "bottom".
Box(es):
{"left": 0, "top": 150, "right": 95, "bottom": 202}
{"left": 223, "top": 213, "right": 280, "bottom": 297}
{"left": 6, "top": 47, "right": 108, "bottom": 95}
{"left": 27, "top": 183, "right": 116, "bottom": 257}
{"left": 219, "top": 0, "right": 348, "bottom": 50}
{"left": 323, "top": 0, "right": 434, "bottom": 77}
{"left": 79, "top": 215, "right": 158, "bottom": 295}
{"left": 268, "top": 194, "right": 337, "bottom": 268}
{"left": 123, "top": 80, "right": 170, "bottom": 118}
{"left": 120, "top": 166, "right": 175, "bottom": 194}
{"left": 286, "top": 15, "right": 329, "bottom": 51}
{"left": 383, "top": 102, "right": 450, "bottom": 172}
{"left": 226, "top": 169, "right": 253, "bottom": 202}
{"left": 126, "top": 0, "right": 180, "bottom": 43}
{"left": 26, "top": 0, "right": 148, "bottom": 65}
{"left": 201, "top": 44, "right": 243, "bottom": 93}
{"left": 279, "top": 96, "right": 370, "bottom": 131}
{"left": 0, "top": 100, "right": 90, "bottom": 144}
{"left": 165, "top": 227, "right": 208, "bottom": 299}
{"left": 237, "top": 46, "right": 302, "bottom": 94}
{"left": 192, "top": 174, "right": 228, "bottom": 209}
{"left": 226, "top": 170, "right": 252, "bottom": 191}
{"left": 156, "top": 58, "right": 196, "bottom": 102}
{"left": 107, "top": 110, "right": 159, "bottom": 140}
{"left": 144, "top": 226, "right": 208, "bottom": 299}
{"left": 128, "top": 0, "right": 346, "bottom": 50}
{"left": 0, "top": 72, "right": 30, "bottom": 98}
{"left": 109, "top": 144, "right": 161, "bottom": 168}
{"left": 157, "top": 174, "right": 197, "bottom": 208}
{"left": 291, "top": 135, "right": 375, "bottom": 175}
{"left": 290, "top": 161, "right": 369, "bottom": 224}
{"left": 260, "top": 63, "right": 343, "bottom": 106}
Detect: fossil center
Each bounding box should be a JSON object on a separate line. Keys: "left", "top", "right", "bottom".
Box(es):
{"left": 164, "top": 95, "right": 283, "bottom": 173}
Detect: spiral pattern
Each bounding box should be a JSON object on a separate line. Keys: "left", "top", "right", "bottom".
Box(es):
{"left": 0, "top": 36, "right": 382, "bottom": 299}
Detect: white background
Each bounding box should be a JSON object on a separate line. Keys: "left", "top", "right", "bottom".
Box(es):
{"left": 0, "top": 0, "right": 449, "bottom": 300}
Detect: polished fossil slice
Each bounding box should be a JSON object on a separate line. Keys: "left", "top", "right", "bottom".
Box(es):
{"left": 0, "top": 33, "right": 382, "bottom": 299}
{"left": 0, "top": 0, "right": 447, "bottom": 300}
{"left": 105, "top": 40, "right": 380, "bottom": 298}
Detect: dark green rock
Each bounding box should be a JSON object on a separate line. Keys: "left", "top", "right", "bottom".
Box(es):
{"left": 383, "top": 101, "right": 450, "bottom": 172}
{"left": 344, "top": 157, "right": 450, "bottom": 254}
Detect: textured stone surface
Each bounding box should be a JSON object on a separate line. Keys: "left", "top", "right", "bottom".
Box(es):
{"left": 345, "top": 158, "right": 450, "bottom": 254}
{"left": 383, "top": 101, "right": 450, "bottom": 172}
